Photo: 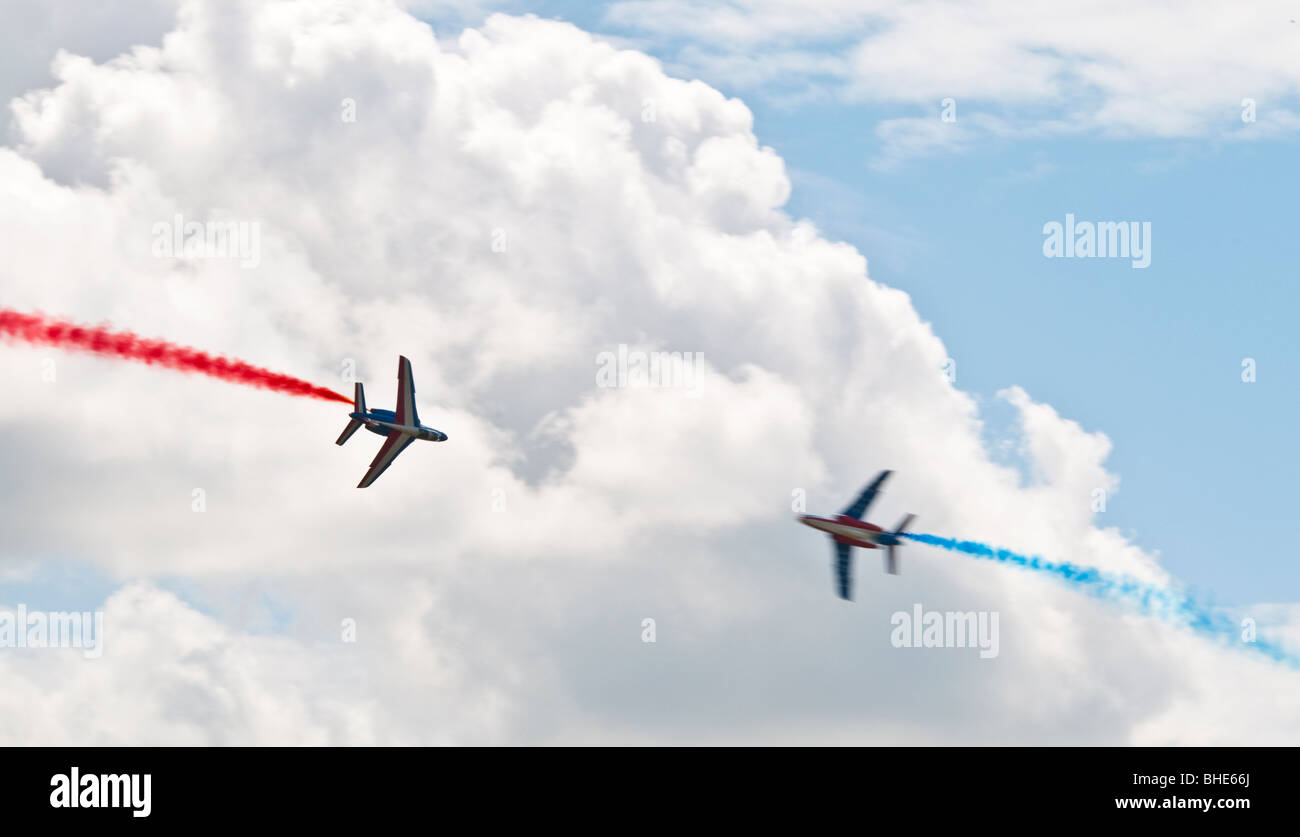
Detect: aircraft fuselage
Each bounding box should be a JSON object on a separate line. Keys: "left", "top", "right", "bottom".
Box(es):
{"left": 353, "top": 409, "right": 447, "bottom": 442}
{"left": 797, "top": 514, "right": 904, "bottom": 549}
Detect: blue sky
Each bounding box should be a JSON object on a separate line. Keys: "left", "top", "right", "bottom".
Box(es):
{"left": 776, "top": 129, "right": 1298, "bottom": 607}
{"left": 420, "top": 1, "right": 1299, "bottom": 605}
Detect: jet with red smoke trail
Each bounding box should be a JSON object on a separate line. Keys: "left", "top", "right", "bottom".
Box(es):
{"left": 336, "top": 356, "right": 448, "bottom": 488}
{"left": 796, "top": 470, "right": 916, "bottom": 600}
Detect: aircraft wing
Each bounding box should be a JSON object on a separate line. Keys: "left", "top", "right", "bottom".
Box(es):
{"left": 834, "top": 542, "right": 853, "bottom": 601}
{"left": 395, "top": 355, "right": 419, "bottom": 427}
{"left": 840, "top": 469, "right": 892, "bottom": 520}
{"left": 357, "top": 430, "right": 416, "bottom": 488}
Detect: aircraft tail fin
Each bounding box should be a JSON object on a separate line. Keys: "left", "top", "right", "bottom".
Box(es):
{"left": 885, "top": 513, "right": 915, "bottom": 575}
{"left": 335, "top": 382, "right": 366, "bottom": 446}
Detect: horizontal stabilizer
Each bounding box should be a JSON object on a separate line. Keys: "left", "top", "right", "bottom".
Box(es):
{"left": 336, "top": 419, "right": 363, "bottom": 446}
{"left": 885, "top": 514, "right": 914, "bottom": 575}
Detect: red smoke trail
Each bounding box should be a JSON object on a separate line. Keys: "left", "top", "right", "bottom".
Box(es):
{"left": 0, "top": 308, "right": 351, "bottom": 404}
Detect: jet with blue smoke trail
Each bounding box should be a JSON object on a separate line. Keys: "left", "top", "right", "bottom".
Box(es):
{"left": 796, "top": 470, "right": 917, "bottom": 600}
{"left": 901, "top": 532, "right": 1297, "bottom": 667}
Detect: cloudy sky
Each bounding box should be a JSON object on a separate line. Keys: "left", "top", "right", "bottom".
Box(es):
{"left": 1, "top": 0, "right": 1297, "bottom": 744}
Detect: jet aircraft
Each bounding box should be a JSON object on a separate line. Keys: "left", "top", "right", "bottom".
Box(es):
{"left": 796, "top": 470, "right": 915, "bottom": 600}
{"left": 336, "top": 356, "right": 447, "bottom": 487}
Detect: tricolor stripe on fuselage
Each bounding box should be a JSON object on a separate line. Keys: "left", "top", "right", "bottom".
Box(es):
{"left": 798, "top": 515, "right": 884, "bottom": 548}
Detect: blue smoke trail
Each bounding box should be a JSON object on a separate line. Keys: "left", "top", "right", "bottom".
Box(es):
{"left": 901, "top": 532, "right": 1296, "bottom": 666}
